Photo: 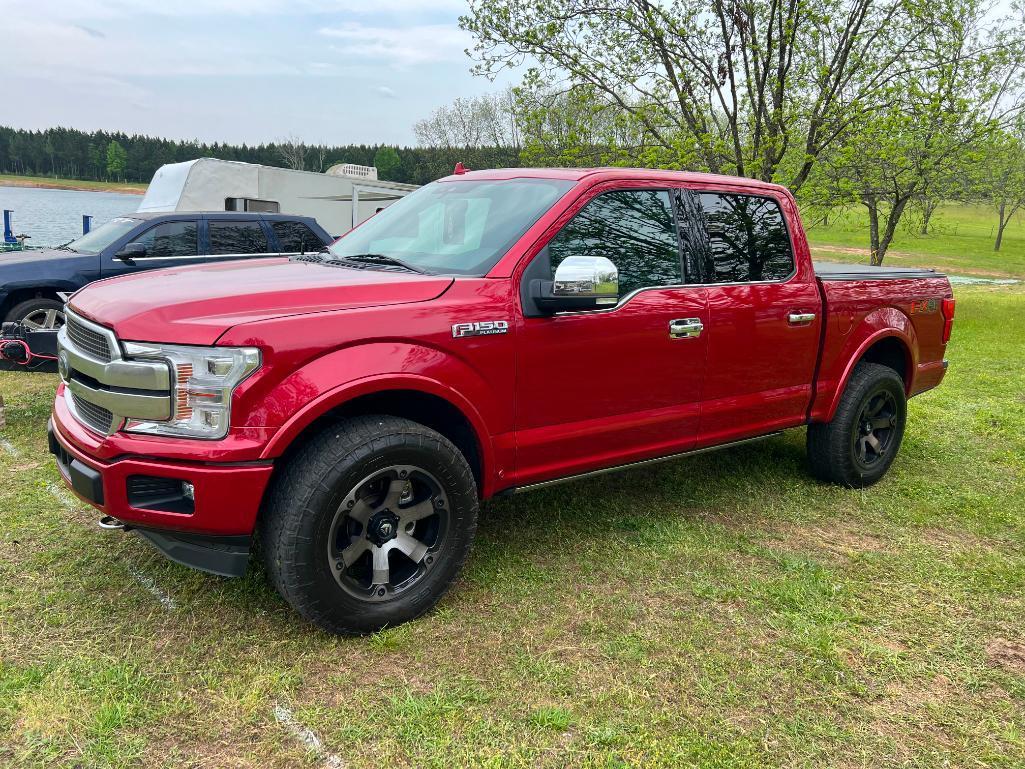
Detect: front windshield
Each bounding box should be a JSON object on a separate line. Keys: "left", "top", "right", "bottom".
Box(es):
{"left": 328, "top": 178, "right": 576, "bottom": 275}
{"left": 66, "top": 217, "right": 140, "bottom": 254}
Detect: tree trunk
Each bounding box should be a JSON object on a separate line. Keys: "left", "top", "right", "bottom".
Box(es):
{"left": 876, "top": 196, "right": 911, "bottom": 265}
{"left": 866, "top": 198, "right": 882, "bottom": 265}
{"left": 995, "top": 201, "right": 1007, "bottom": 251}
{"left": 920, "top": 199, "right": 938, "bottom": 235}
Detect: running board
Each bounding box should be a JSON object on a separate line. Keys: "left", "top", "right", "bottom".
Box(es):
{"left": 502, "top": 432, "right": 784, "bottom": 495}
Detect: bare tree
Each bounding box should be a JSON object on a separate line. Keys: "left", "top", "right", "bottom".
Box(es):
{"left": 277, "top": 136, "right": 308, "bottom": 171}
{"left": 414, "top": 88, "right": 520, "bottom": 148}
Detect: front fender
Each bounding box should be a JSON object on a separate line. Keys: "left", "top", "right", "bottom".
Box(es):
{"left": 812, "top": 307, "right": 918, "bottom": 423}
{"left": 245, "top": 342, "right": 502, "bottom": 493}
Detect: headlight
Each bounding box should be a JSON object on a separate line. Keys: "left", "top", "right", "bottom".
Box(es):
{"left": 120, "top": 342, "right": 260, "bottom": 439}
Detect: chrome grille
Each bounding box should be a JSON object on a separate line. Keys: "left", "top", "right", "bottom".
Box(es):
{"left": 70, "top": 391, "right": 116, "bottom": 434}
{"left": 66, "top": 314, "right": 113, "bottom": 361}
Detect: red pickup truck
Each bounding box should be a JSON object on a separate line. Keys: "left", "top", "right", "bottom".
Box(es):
{"left": 49, "top": 168, "right": 954, "bottom": 633}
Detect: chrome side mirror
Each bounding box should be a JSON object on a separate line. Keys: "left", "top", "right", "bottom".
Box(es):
{"left": 534, "top": 255, "right": 619, "bottom": 313}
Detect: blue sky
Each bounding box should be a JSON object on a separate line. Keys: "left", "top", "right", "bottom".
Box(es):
{"left": 3, "top": 0, "right": 509, "bottom": 146}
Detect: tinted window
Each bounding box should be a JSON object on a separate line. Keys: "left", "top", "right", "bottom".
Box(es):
{"left": 549, "top": 190, "right": 681, "bottom": 296}
{"left": 696, "top": 193, "right": 794, "bottom": 282}
{"left": 209, "top": 221, "right": 269, "bottom": 255}
{"left": 128, "top": 221, "right": 198, "bottom": 258}
{"left": 69, "top": 217, "right": 141, "bottom": 255}
{"left": 271, "top": 221, "right": 325, "bottom": 252}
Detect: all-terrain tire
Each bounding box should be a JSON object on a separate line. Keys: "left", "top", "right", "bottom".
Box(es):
{"left": 260, "top": 415, "right": 479, "bottom": 634}
{"left": 807, "top": 361, "right": 907, "bottom": 488}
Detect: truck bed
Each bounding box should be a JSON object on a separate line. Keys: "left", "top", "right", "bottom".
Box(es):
{"left": 814, "top": 261, "right": 944, "bottom": 280}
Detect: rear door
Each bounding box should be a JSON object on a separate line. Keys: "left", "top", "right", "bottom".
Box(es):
{"left": 513, "top": 186, "right": 708, "bottom": 486}
{"left": 684, "top": 189, "right": 822, "bottom": 446}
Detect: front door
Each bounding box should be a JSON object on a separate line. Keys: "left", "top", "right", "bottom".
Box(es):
{"left": 514, "top": 187, "right": 708, "bottom": 487}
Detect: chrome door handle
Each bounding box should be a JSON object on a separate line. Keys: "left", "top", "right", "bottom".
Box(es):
{"left": 669, "top": 318, "right": 704, "bottom": 339}
{"left": 788, "top": 312, "right": 816, "bottom": 325}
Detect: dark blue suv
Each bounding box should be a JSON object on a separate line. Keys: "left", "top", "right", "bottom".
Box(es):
{"left": 0, "top": 211, "right": 331, "bottom": 329}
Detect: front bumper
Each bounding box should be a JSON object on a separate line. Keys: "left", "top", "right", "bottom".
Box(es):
{"left": 49, "top": 400, "right": 274, "bottom": 538}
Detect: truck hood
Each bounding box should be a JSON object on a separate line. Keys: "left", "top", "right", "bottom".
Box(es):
{"left": 69, "top": 257, "right": 454, "bottom": 345}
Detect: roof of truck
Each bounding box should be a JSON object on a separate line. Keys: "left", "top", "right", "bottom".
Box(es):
{"left": 439, "top": 167, "right": 790, "bottom": 194}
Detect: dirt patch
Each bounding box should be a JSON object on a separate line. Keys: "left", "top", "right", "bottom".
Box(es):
{"left": 0, "top": 178, "right": 145, "bottom": 195}
{"left": 768, "top": 521, "right": 888, "bottom": 559}
{"left": 986, "top": 639, "right": 1025, "bottom": 673}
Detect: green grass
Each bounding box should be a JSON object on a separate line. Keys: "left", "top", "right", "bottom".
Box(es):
{"left": 804, "top": 202, "right": 1025, "bottom": 279}
{"left": 0, "top": 174, "right": 146, "bottom": 194}
{"left": 2, "top": 284, "right": 1024, "bottom": 767}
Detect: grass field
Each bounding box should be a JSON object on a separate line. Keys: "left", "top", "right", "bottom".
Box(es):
{"left": 0, "top": 174, "right": 147, "bottom": 195}
{"left": 804, "top": 203, "right": 1025, "bottom": 279}
{"left": 1, "top": 282, "right": 1023, "bottom": 767}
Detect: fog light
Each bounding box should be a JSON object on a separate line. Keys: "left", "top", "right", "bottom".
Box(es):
{"left": 182, "top": 481, "right": 195, "bottom": 501}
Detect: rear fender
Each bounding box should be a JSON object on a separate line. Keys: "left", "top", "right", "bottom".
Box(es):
{"left": 812, "top": 307, "right": 917, "bottom": 423}
{"left": 254, "top": 343, "right": 500, "bottom": 495}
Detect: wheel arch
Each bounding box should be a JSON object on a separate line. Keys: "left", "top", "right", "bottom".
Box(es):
{"left": 1, "top": 283, "right": 75, "bottom": 320}
{"left": 816, "top": 319, "right": 917, "bottom": 424}
{"left": 261, "top": 376, "right": 495, "bottom": 497}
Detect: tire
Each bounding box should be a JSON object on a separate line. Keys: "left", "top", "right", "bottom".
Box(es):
{"left": 807, "top": 361, "right": 907, "bottom": 488}
{"left": 260, "top": 415, "right": 479, "bottom": 634}
{"left": 6, "top": 297, "right": 65, "bottom": 330}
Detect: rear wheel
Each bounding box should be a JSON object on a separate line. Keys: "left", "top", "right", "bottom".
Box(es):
{"left": 260, "top": 415, "right": 478, "bottom": 634}
{"left": 807, "top": 361, "right": 907, "bottom": 488}
{"left": 6, "top": 298, "right": 65, "bottom": 330}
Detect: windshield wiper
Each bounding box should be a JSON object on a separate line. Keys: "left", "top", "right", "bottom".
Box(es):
{"left": 55, "top": 242, "right": 77, "bottom": 252}
{"left": 328, "top": 253, "right": 428, "bottom": 274}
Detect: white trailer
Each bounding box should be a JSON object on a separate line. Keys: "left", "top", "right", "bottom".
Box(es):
{"left": 136, "top": 158, "right": 417, "bottom": 236}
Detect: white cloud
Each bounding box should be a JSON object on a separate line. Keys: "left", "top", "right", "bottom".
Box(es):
{"left": 319, "top": 22, "right": 470, "bottom": 66}
{"left": 374, "top": 85, "right": 398, "bottom": 98}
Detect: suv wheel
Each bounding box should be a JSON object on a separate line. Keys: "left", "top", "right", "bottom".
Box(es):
{"left": 807, "top": 361, "right": 907, "bottom": 488}
{"left": 6, "top": 298, "right": 65, "bottom": 330}
{"left": 260, "top": 415, "right": 479, "bottom": 634}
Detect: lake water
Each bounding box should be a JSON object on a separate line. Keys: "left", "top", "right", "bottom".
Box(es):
{"left": 0, "top": 185, "right": 142, "bottom": 247}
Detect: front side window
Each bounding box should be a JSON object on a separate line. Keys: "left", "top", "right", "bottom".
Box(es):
{"left": 127, "top": 221, "right": 198, "bottom": 258}
{"left": 549, "top": 189, "right": 681, "bottom": 297}
{"left": 209, "top": 221, "right": 269, "bottom": 255}
{"left": 695, "top": 193, "right": 794, "bottom": 283}
{"left": 328, "top": 178, "right": 575, "bottom": 275}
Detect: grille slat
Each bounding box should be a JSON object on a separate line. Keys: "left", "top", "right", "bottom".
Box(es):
{"left": 70, "top": 392, "right": 115, "bottom": 434}
{"left": 66, "top": 315, "right": 112, "bottom": 362}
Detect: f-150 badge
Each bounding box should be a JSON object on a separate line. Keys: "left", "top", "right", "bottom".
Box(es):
{"left": 452, "top": 320, "right": 509, "bottom": 338}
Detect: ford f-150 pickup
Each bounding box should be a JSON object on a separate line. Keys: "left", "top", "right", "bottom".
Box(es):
{"left": 48, "top": 168, "right": 955, "bottom": 633}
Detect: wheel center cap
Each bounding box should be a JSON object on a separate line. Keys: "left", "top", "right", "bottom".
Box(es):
{"left": 366, "top": 510, "right": 400, "bottom": 546}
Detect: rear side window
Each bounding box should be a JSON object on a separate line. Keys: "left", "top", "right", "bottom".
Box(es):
{"left": 695, "top": 193, "right": 794, "bottom": 283}
{"left": 271, "top": 221, "right": 325, "bottom": 252}
{"left": 209, "top": 221, "right": 269, "bottom": 255}
{"left": 549, "top": 190, "right": 681, "bottom": 296}
{"left": 127, "top": 221, "right": 198, "bottom": 258}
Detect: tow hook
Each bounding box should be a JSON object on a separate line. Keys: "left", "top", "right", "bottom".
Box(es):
{"left": 98, "top": 515, "right": 131, "bottom": 532}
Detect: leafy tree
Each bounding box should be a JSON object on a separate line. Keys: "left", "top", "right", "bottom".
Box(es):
{"left": 105, "top": 140, "right": 127, "bottom": 181}
{"left": 462, "top": 0, "right": 946, "bottom": 190}
{"left": 981, "top": 125, "right": 1025, "bottom": 251}
{"left": 808, "top": 0, "right": 1025, "bottom": 264}
{"left": 373, "top": 146, "right": 402, "bottom": 180}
